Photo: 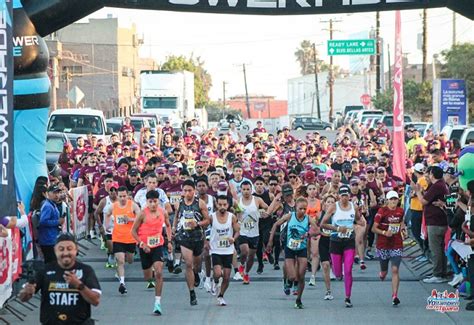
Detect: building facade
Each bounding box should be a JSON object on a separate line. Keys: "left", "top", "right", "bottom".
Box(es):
{"left": 226, "top": 95, "right": 287, "bottom": 119}
{"left": 45, "top": 18, "right": 156, "bottom": 117}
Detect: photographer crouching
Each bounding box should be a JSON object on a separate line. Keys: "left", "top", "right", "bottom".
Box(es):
{"left": 19, "top": 233, "right": 101, "bottom": 324}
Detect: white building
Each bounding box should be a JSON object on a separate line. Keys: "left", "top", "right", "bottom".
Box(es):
{"left": 288, "top": 71, "right": 376, "bottom": 122}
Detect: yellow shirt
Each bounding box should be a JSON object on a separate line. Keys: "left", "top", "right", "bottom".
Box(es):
{"left": 410, "top": 176, "right": 428, "bottom": 211}
{"left": 406, "top": 137, "right": 427, "bottom": 155}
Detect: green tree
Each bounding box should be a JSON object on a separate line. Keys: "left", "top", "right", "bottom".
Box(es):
{"left": 294, "top": 40, "right": 331, "bottom": 75}
{"left": 205, "top": 101, "right": 241, "bottom": 122}
{"left": 160, "top": 55, "right": 212, "bottom": 107}
{"left": 371, "top": 80, "right": 432, "bottom": 120}
{"left": 440, "top": 43, "right": 474, "bottom": 118}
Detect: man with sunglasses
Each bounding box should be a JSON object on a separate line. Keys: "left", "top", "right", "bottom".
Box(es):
{"left": 192, "top": 161, "right": 208, "bottom": 183}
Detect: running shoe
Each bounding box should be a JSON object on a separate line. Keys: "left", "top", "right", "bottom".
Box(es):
{"left": 147, "top": 280, "right": 156, "bottom": 289}
{"left": 89, "top": 230, "right": 97, "bottom": 239}
{"left": 105, "top": 262, "right": 115, "bottom": 268}
{"left": 294, "top": 300, "right": 304, "bottom": 309}
{"left": 354, "top": 256, "right": 360, "bottom": 264}
{"left": 364, "top": 250, "right": 375, "bottom": 260}
{"left": 166, "top": 260, "right": 174, "bottom": 273}
{"left": 330, "top": 270, "right": 336, "bottom": 280}
{"left": 324, "top": 290, "right": 334, "bottom": 300}
{"left": 204, "top": 277, "right": 212, "bottom": 292}
{"left": 233, "top": 272, "right": 243, "bottom": 281}
{"left": 448, "top": 273, "right": 464, "bottom": 287}
{"left": 345, "top": 298, "right": 353, "bottom": 308}
{"left": 360, "top": 261, "right": 367, "bottom": 270}
{"left": 309, "top": 275, "right": 316, "bottom": 287}
{"left": 217, "top": 296, "right": 227, "bottom": 306}
{"left": 257, "top": 264, "right": 264, "bottom": 274}
{"left": 284, "top": 284, "right": 291, "bottom": 296}
{"left": 392, "top": 296, "right": 400, "bottom": 306}
{"left": 119, "top": 283, "right": 127, "bottom": 295}
{"left": 194, "top": 272, "right": 201, "bottom": 288}
{"left": 199, "top": 271, "right": 206, "bottom": 289}
{"left": 243, "top": 274, "right": 250, "bottom": 285}
{"left": 173, "top": 264, "right": 182, "bottom": 274}
{"left": 100, "top": 239, "right": 106, "bottom": 250}
{"left": 153, "top": 302, "right": 162, "bottom": 315}
{"left": 274, "top": 263, "right": 280, "bottom": 270}
{"left": 423, "top": 276, "right": 444, "bottom": 284}
{"left": 190, "top": 291, "right": 198, "bottom": 306}
{"left": 238, "top": 264, "right": 245, "bottom": 276}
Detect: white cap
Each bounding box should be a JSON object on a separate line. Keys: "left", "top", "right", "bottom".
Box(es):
{"left": 414, "top": 163, "right": 425, "bottom": 173}
{"left": 386, "top": 190, "right": 399, "bottom": 200}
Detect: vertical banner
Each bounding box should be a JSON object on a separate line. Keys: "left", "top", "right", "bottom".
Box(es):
{"left": 69, "top": 186, "right": 89, "bottom": 240}
{"left": 432, "top": 79, "right": 468, "bottom": 132}
{"left": 0, "top": 0, "right": 15, "bottom": 216}
{"left": 0, "top": 230, "right": 13, "bottom": 307}
{"left": 11, "top": 227, "right": 22, "bottom": 281}
{"left": 392, "top": 11, "right": 406, "bottom": 181}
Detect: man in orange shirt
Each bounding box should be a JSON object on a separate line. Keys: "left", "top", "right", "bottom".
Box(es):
{"left": 105, "top": 186, "right": 141, "bottom": 295}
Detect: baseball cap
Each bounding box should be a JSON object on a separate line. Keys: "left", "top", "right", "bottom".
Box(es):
{"left": 156, "top": 166, "right": 167, "bottom": 174}
{"left": 128, "top": 168, "right": 139, "bottom": 176}
{"left": 56, "top": 233, "right": 77, "bottom": 245}
{"left": 366, "top": 165, "right": 375, "bottom": 172}
{"left": 377, "top": 166, "right": 386, "bottom": 172}
{"left": 444, "top": 166, "right": 456, "bottom": 176}
{"left": 414, "top": 163, "right": 425, "bottom": 173}
{"left": 350, "top": 158, "right": 359, "bottom": 164}
{"left": 304, "top": 170, "right": 316, "bottom": 183}
{"left": 339, "top": 185, "right": 350, "bottom": 196}
{"left": 187, "top": 159, "right": 196, "bottom": 169}
{"left": 215, "top": 158, "right": 224, "bottom": 167}
{"left": 386, "top": 190, "right": 399, "bottom": 200}
{"left": 47, "top": 185, "right": 61, "bottom": 192}
{"left": 110, "top": 182, "right": 120, "bottom": 189}
{"left": 350, "top": 177, "right": 360, "bottom": 185}
{"left": 168, "top": 166, "right": 179, "bottom": 176}
{"left": 282, "top": 185, "right": 294, "bottom": 196}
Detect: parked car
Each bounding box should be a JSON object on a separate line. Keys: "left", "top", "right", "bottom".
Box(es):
{"left": 460, "top": 127, "right": 474, "bottom": 147}
{"left": 47, "top": 108, "right": 112, "bottom": 146}
{"left": 106, "top": 118, "right": 123, "bottom": 134}
{"left": 344, "top": 110, "right": 360, "bottom": 125}
{"left": 441, "top": 125, "right": 468, "bottom": 142}
{"left": 132, "top": 112, "right": 160, "bottom": 134}
{"left": 354, "top": 109, "right": 383, "bottom": 125}
{"left": 292, "top": 116, "right": 332, "bottom": 131}
{"left": 378, "top": 114, "right": 413, "bottom": 130}
{"left": 218, "top": 114, "right": 249, "bottom": 131}
{"left": 46, "top": 132, "right": 69, "bottom": 174}
{"left": 343, "top": 105, "right": 363, "bottom": 117}
{"left": 406, "top": 122, "right": 432, "bottom": 138}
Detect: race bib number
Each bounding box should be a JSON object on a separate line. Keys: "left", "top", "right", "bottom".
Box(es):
{"left": 288, "top": 238, "right": 303, "bottom": 250}
{"left": 243, "top": 221, "right": 255, "bottom": 230}
{"left": 183, "top": 211, "right": 195, "bottom": 231}
{"left": 217, "top": 237, "right": 231, "bottom": 248}
{"left": 170, "top": 195, "right": 181, "bottom": 204}
{"left": 116, "top": 216, "right": 128, "bottom": 225}
{"left": 147, "top": 235, "right": 161, "bottom": 247}
{"left": 337, "top": 230, "right": 353, "bottom": 239}
{"left": 388, "top": 223, "right": 400, "bottom": 233}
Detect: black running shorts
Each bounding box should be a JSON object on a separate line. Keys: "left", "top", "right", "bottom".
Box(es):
{"left": 139, "top": 246, "right": 165, "bottom": 270}
{"left": 238, "top": 235, "right": 259, "bottom": 250}
{"left": 178, "top": 239, "right": 204, "bottom": 257}
{"left": 113, "top": 242, "right": 136, "bottom": 254}
{"left": 211, "top": 254, "right": 233, "bottom": 269}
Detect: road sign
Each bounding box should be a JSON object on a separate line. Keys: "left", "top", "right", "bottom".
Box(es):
{"left": 328, "top": 39, "right": 376, "bottom": 56}
{"left": 67, "top": 86, "right": 85, "bottom": 106}
{"left": 360, "top": 94, "right": 371, "bottom": 106}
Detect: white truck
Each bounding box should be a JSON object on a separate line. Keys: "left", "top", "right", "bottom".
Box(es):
{"left": 140, "top": 70, "right": 195, "bottom": 129}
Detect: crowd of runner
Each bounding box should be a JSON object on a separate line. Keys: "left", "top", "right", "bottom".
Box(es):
{"left": 4, "top": 117, "right": 474, "bottom": 316}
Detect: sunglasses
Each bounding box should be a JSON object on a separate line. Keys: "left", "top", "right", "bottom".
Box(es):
{"left": 269, "top": 183, "right": 278, "bottom": 186}
{"left": 377, "top": 170, "right": 385, "bottom": 174}
{"left": 289, "top": 175, "right": 297, "bottom": 179}
{"left": 367, "top": 170, "right": 375, "bottom": 174}
{"left": 350, "top": 183, "right": 359, "bottom": 186}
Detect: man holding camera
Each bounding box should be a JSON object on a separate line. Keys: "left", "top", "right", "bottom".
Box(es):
{"left": 20, "top": 233, "right": 101, "bottom": 324}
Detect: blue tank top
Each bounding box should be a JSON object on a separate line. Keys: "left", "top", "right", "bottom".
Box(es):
{"left": 286, "top": 212, "right": 309, "bottom": 251}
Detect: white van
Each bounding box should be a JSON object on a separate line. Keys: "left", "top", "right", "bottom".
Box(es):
{"left": 47, "top": 108, "right": 111, "bottom": 145}
{"left": 460, "top": 127, "right": 474, "bottom": 147}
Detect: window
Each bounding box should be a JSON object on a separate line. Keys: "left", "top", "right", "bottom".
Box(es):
{"left": 48, "top": 115, "right": 103, "bottom": 135}
{"left": 464, "top": 131, "right": 474, "bottom": 145}
{"left": 46, "top": 137, "right": 65, "bottom": 153}
{"left": 451, "top": 129, "right": 464, "bottom": 141}
{"left": 143, "top": 97, "right": 178, "bottom": 109}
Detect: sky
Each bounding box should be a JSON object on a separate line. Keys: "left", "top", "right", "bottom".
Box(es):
{"left": 87, "top": 7, "right": 474, "bottom": 101}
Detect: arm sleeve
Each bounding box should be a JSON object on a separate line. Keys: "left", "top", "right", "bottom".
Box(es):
{"left": 84, "top": 266, "right": 102, "bottom": 294}
{"left": 15, "top": 215, "right": 29, "bottom": 228}
{"left": 39, "top": 205, "right": 59, "bottom": 227}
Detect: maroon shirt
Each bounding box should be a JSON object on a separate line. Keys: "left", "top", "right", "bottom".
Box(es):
{"left": 375, "top": 206, "right": 404, "bottom": 250}
{"left": 78, "top": 165, "right": 99, "bottom": 194}
{"left": 160, "top": 180, "right": 183, "bottom": 205}
{"left": 423, "top": 179, "right": 449, "bottom": 226}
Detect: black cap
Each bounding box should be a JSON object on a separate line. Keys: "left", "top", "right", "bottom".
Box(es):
{"left": 56, "top": 232, "right": 77, "bottom": 245}
{"left": 282, "top": 185, "right": 294, "bottom": 196}
{"left": 444, "top": 166, "right": 456, "bottom": 176}
{"left": 128, "top": 168, "right": 139, "bottom": 176}
{"left": 47, "top": 185, "right": 61, "bottom": 192}
{"left": 339, "top": 185, "right": 350, "bottom": 196}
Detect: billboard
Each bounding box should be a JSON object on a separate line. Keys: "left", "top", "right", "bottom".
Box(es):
{"left": 432, "top": 79, "right": 468, "bottom": 132}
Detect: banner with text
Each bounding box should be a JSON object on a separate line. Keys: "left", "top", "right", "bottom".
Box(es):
{"left": 69, "top": 186, "right": 89, "bottom": 240}
{"left": 0, "top": 230, "right": 13, "bottom": 307}
{"left": 0, "top": 0, "right": 16, "bottom": 216}
{"left": 432, "top": 79, "right": 468, "bottom": 132}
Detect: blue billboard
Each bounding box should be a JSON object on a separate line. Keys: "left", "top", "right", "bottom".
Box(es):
{"left": 433, "top": 79, "right": 468, "bottom": 132}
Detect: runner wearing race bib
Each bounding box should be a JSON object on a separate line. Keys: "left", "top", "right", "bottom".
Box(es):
{"left": 172, "top": 180, "right": 210, "bottom": 306}
{"left": 268, "top": 197, "right": 317, "bottom": 309}
{"left": 105, "top": 186, "right": 141, "bottom": 296}
{"left": 321, "top": 185, "right": 363, "bottom": 308}
{"left": 372, "top": 190, "right": 406, "bottom": 306}
{"left": 209, "top": 196, "right": 240, "bottom": 306}
{"left": 131, "top": 190, "right": 172, "bottom": 315}
{"left": 237, "top": 181, "right": 269, "bottom": 285}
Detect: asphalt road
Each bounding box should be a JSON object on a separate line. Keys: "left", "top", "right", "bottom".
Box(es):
{"left": 5, "top": 239, "right": 473, "bottom": 325}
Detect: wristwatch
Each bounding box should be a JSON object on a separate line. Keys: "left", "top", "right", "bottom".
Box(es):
{"left": 77, "top": 282, "right": 85, "bottom": 291}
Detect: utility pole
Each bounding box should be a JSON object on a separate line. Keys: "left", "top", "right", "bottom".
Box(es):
{"left": 452, "top": 12, "right": 456, "bottom": 47}
{"left": 321, "top": 18, "right": 341, "bottom": 123}
{"left": 312, "top": 43, "right": 321, "bottom": 119}
{"left": 222, "top": 81, "right": 227, "bottom": 119}
{"left": 422, "top": 9, "right": 428, "bottom": 82}
{"left": 242, "top": 64, "right": 251, "bottom": 119}
{"left": 375, "top": 11, "right": 381, "bottom": 94}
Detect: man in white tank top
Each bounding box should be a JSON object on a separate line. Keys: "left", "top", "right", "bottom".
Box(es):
{"left": 95, "top": 184, "right": 119, "bottom": 268}
{"left": 196, "top": 178, "right": 216, "bottom": 292}
{"left": 209, "top": 196, "right": 240, "bottom": 306}
{"left": 237, "top": 181, "right": 269, "bottom": 284}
